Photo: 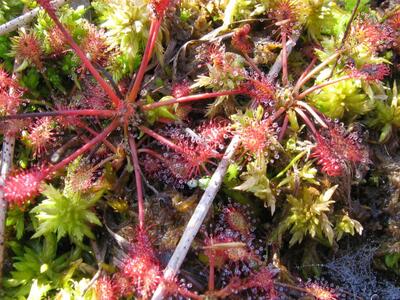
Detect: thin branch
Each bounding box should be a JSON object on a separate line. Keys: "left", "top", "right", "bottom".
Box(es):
{"left": 0, "top": 51, "right": 25, "bottom": 283}
{"left": 328, "top": 0, "right": 361, "bottom": 79}
{"left": 281, "top": 31, "right": 288, "bottom": 86}
{"left": 267, "top": 30, "right": 300, "bottom": 81}
{"left": 151, "top": 135, "right": 240, "bottom": 300}
{"left": 0, "top": 0, "right": 67, "bottom": 36}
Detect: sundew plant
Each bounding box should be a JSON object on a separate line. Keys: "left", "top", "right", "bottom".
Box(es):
{"left": 0, "top": 0, "right": 399, "bottom": 299}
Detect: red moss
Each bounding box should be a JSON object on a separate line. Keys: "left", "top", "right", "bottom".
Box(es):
{"left": 2, "top": 166, "right": 48, "bottom": 206}
{"left": 232, "top": 24, "right": 253, "bottom": 54}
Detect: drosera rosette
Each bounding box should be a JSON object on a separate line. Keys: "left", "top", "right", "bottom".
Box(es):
{"left": 311, "top": 122, "right": 370, "bottom": 177}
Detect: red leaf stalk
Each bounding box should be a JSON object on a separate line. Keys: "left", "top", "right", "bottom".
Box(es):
{"left": 2, "top": 109, "right": 116, "bottom": 120}
{"left": 37, "top": 0, "right": 123, "bottom": 108}
{"left": 128, "top": 135, "right": 145, "bottom": 230}
{"left": 127, "top": 19, "right": 162, "bottom": 103}
{"left": 49, "top": 118, "right": 119, "bottom": 173}
{"left": 141, "top": 88, "right": 245, "bottom": 111}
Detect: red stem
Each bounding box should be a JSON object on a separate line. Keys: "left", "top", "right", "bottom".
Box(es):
{"left": 141, "top": 89, "right": 244, "bottom": 111}
{"left": 47, "top": 119, "right": 119, "bottom": 175}
{"left": 128, "top": 135, "right": 145, "bottom": 230}
{"left": 76, "top": 120, "right": 118, "bottom": 153}
{"left": 39, "top": 4, "right": 123, "bottom": 108}
{"left": 243, "top": 53, "right": 262, "bottom": 76}
{"left": 296, "top": 101, "right": 328, "bottom": 128}
{"left": 268, "top": 106, "right": 286, "bottom": 124}
{"left": 174, "top": 287, "right": 203, "bottom": 300}
{"left": 138, "top": 125, "right": 185, "bottom": 154}
{"left": 138, "top": 148, "right": 166, "bottom": 162}
{"left": 2, "top": 109, "right": 116, "bottom": 120}
{"left": 294, "top": 107, "right": 317, "bottom": 135}
{"left": 278, "top": 114, "right": 289, "bottom": 141}
{"left": 281, "top": 31, "right": 288, "bottom": 86}
{"left": 208, "top": 249, "right": 215, "bottom": 291}
{"left": 297, "top": 57, "right": 317, "bottom": 84}
{"left": 127, "top": 19, "right": 162, "bottom": 103}
{"left": 293, "top": 52, "right": 341, "bottom": 95}
{"left": 296, "top": 75, "right": 352, "bottom": 100}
